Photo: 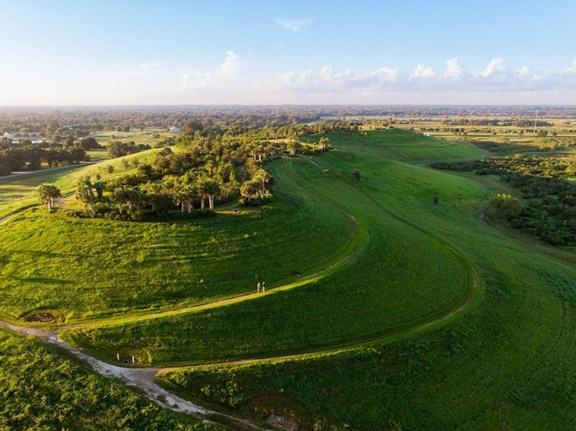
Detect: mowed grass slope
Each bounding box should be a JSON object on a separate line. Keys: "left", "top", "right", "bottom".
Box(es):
{"left": 63, "top": 148, "right": 478, "bottom": 365}
{"left": 0, "top": 157, "right": 355, "bottom": 321}
{"left": 156, "top": 130, "right": 576, "bottom": 430}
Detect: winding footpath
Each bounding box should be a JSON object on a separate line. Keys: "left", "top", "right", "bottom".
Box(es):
{"left": 0, "top": 321, "right": 268, "bottom": 430}
{"left": 0, "top": 157, "right": 491, "bottom": 430}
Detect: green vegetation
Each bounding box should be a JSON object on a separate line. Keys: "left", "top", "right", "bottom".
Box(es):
{"left": 62, "top": 153, "right": 477, "bottom": 366}
{"left": 3, "top": 121, "right": 576, "bottom": 430}
{"left": 0, "top": 157, "right": 355, "bottom": 321}
{"left": 150, "top": 130, "right": 576, "bottom": 429}
{"left": 0, "top": 150, "right": 158, "bottom": 218}
{"left": 434, "top": 155, "right": 576, "bottom": 246}
{"left": 0, "top": 327, "right": 216, "bottom": 431}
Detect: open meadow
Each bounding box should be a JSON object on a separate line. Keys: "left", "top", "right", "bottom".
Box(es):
{"left": 2, "top": 128, "right": 576, "bottom": 429}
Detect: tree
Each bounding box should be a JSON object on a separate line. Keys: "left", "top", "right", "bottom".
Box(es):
{"left": 240, "top": 180, "right": 260, "bottom": 200}
{"left": 76, "top": 137, "right": 102, "bottom": 150}
{"left": 37, "top": 184, "right": 61, "bottom": 211}
{"left": 319, "top": 136, "right": 330, "bottom": 151}
{"left": 76, "top": 177, "right": 96, "bottom": 215}
{"left": 490, "top": 193, "right": 522, "bottom": 220}
{"left": 353, "top": 169, "right": 361, "bottom": 181}
{"left": 199, "top": 179, "right": 220, "bottom": 210}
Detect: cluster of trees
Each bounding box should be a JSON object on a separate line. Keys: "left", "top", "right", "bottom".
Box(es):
{"left": 63, "top": 134, "right": 325, "bottom": 221}
{"left": 434, "top": 155, "right": 576, "bottom": 246}
{"left": 0, "top": 143, "right": 88, "bottom": 176}
{"left": 107, "top": 141, "right": 151, "bottom": 158}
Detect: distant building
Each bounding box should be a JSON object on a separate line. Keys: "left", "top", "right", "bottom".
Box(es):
{"left": 169, "top": 127, "right": 180, "bottom": 134}
{"left": 2, "top": 132, "right": 15, "bottom": 140}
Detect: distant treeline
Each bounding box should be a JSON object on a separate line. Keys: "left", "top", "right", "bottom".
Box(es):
{"left": 2, "top": 105, "right": 575, "bottom": 143}
{"left": 441, "top": 119, "right": 554, "bottom": 127}
{"left": 0, "top": 143, "right": 88, "bottom": 176}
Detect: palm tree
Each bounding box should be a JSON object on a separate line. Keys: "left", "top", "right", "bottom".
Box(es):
{"left": 76, "top": 177, "right": 96, "bottom": 215}
{"left": 200, "top": 179, "right": 220, "bottom": 210}
{"left": 37, "top": 184, "right": 61, "bottom": 211}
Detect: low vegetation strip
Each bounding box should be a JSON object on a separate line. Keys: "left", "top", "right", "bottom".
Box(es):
{"left": 0, "top": 327, "right": 217, "bottom": 431}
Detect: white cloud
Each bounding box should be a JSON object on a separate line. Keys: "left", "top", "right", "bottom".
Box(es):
{"left": 217, "top": 50, "right": 239, "bottom": 76}
{"left": 173, "top": 55, "right": 576, "bottom": 104}
{"left": 369, "top": 66, "right": 402, "bottom": 83}
{"left": 444, "top": 58, "right": 466, "bottom": 79}
{"left": 482, "top": 57, "right": 507, "bottom": 78}
{"left": 411, "top": 64, "right": 437, "bottom": 79}
{"left": 567, "top": 58, "right": 576, "bottom": 73}
{"left": 182, "top": 50, "right": 242, "bottom": 91}
{"left": 276, "top": 18, "right": 313, "bottom": 32}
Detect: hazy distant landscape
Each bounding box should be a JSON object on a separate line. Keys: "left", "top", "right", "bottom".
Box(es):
{"left": 2, "top": 1, "right": 576, "bottom": 430}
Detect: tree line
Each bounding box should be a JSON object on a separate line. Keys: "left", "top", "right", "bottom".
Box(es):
{"left": 0, "top": 142, "right": 88, "bottom": 176}
{"left": 433, "top": 155, "right": 576, "bottom": 246}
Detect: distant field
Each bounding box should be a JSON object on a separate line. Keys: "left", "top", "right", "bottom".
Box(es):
{"left": 90, "top": 128, "right": 175, "bottom": 146}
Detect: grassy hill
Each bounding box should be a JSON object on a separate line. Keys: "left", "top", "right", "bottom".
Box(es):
{"left": 2, "top": 129, "right": 576, "bottom": 429}
{"left": 150, "top": 130, "right": 576, "bottom": 429}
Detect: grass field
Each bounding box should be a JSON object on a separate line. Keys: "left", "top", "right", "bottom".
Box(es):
{"left": 90, "top": 128, "right": 175, "bottom": 146}
{"left": 150, "top": 130, "right": 576, "bottom": 429}
{"left": 3, "top": 129, "right": 576, "bottom": 429}
{"left": 62, "top": 154, "right": 478, "bottom": 366}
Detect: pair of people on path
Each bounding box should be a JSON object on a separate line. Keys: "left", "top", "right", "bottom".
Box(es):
{"left": 257, "top": 281, "right": 266, "bottom": 293}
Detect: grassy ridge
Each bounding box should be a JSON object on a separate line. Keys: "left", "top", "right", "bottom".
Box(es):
{"left": 0, "top": 156, "right": 355, "bottom": 321}
{"left": 156, "top": 130, "right": 576, "bottom": 429}
{"left": 63, "top": 153, "right": 476, "bottom": 366}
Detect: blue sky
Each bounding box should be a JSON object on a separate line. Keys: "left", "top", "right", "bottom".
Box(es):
{"left": 1, "top": 0, "right": 575, "bottom": 105}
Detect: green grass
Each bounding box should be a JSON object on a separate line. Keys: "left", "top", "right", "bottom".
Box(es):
{"left": 302, "top": 129, "right": 489, "bottom": 163}
{"left": 86, "top": 149, "right": 110, "bottom": 161}
{"left": 0, "top": 149, "right": 159, "bottom": 218}
{"left": 62, "top": 147, "right": 480, "bottom": 365}
{"left": 90, "top": 128, "right": 174, "bottom": 146}
{"left": 149, "top": 130, "right": 576, "bottom": 430}
{"left": 0, "top": 157, "right": 355, "bottom": 322}
{"left": 5, "top": 129, "right": 576, "bottom": 429}
{"left": 0, "top": 327, "right": 215, "bottom": 431}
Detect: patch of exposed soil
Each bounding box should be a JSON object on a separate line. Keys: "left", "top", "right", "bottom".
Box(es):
{"left": 251, "top": 393, "right": 308, "bottom": 431}
{"left": 267, "top": 414, "right": 299, "bottom": 431}
{"left": 25, "top": 312, "right": 56, "bottom": 323}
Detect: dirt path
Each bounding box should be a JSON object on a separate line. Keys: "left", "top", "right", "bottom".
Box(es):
{"left": 0, "top": 321, "right": 270, "bottom": 430}
{"left": 0, "top": 211, "right": 22, "bottom": 225}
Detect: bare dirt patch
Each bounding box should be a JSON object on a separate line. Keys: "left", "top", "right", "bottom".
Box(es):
{"left": 25, "top": 312, "right": 56, "bottom": 323}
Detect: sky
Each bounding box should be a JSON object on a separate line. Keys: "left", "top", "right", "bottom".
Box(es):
{"left": 1, "top": 0, "right": 575, "bottom": 105}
